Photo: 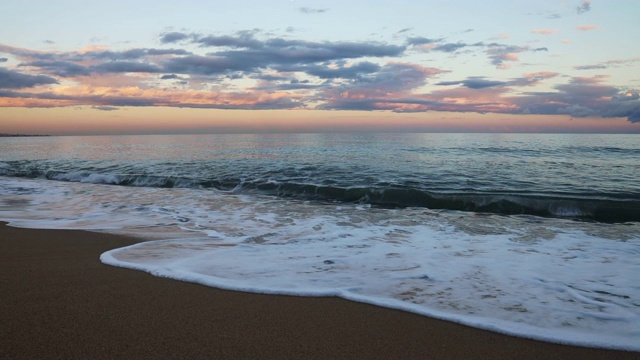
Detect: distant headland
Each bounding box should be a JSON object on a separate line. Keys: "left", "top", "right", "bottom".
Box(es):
{"left": 0, "top": 133, "right": 50, "bottom": 137}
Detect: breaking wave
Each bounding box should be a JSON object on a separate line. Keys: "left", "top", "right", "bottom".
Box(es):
{"left": 1, "top": 162, "right": 638, "bottom": 223}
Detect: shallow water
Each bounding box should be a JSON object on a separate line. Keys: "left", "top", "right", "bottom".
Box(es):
{"left": 1, "top": 133, "right": 639, "bottom": 350}
{"left": 2, "top": 133, "right": 639, "bottom": 221}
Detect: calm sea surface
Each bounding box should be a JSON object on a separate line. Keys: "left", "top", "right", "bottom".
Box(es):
{"left": 1, "top": 133, "right": 639, "bottom": 350}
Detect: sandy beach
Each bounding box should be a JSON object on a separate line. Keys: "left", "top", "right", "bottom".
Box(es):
{"left": 0, "top": 222, "right": 637, "bottom": 359}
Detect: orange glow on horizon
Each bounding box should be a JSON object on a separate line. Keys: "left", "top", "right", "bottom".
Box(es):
{"left": 0, "top": 107, "right": 638, "bottom": 135}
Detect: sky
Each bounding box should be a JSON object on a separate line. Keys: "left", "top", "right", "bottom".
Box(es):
{"left": 1, "top": 0, "right": 639, "bottom": 135}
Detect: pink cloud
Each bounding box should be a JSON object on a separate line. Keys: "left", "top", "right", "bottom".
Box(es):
{"left": 521, "top": 72, "right": 560, "bottom": 86}
{"left": 489, "top": 33, "right": 510, "bottom": 40}
{"left": 532, "top": 29, "right": 558, "bottom": 35}
{"left": 576, "top": 24, "right": 598, "bottom": 31}
{"left": 0, "top": 83, "right": 305, "bottom": 110}
{"left": 2, "top": 34, "right": 639, "bottom": 124}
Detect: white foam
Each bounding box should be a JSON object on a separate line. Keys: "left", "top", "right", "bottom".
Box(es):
{"left": 2, "top": 176, "right": 639, "bottom": 351}
{"left": 48, "top": 171, "right": 120, "bottom": 185}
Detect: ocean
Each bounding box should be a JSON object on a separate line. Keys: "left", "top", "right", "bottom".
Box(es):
{"left": 1, "top": 133, "right": 638, "bottom": 350}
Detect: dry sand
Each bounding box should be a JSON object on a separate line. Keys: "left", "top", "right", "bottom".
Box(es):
{"left": 1, "top": 222, "right": 638, "bottom": 359}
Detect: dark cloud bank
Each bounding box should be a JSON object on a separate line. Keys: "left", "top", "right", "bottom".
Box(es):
{"left": 0, "top": 67, "right": 58, "bottom": 88}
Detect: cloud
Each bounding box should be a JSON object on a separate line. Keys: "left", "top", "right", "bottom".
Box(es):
{"left": 574, "top": 64, "right": 607, "bottom": 70}
{"left": 285, "top": 61, "right": 382, "bottom": 79}
{"left": 81, "top": 48, "right": 191, "bottom": 60}
{"left": 218, "top": 37, "right": 405, "bottom": 61}
{"left": 189, "top": 40, "right": 405, "bottom": 78}
{"left": 557, "top": 104, "right": 598, "bottom": 117}
{"left": 318, "top": 63, "right": 448, "bottom": 111}
{"left": 92, "top": 61, "right": 162, "bottom": 74}
{"left": 511, "top": 76, "right": 640, "bottom": 122}
{"left": 255, "top": 74, "right": 289, "bottom": 82}
{"left": 604, "top": 57, "right": 640, "bottom": 67}
{"left": 576, "top": 0, "right": 591, "bottom": 14}
{"left": 612, "top": 92, "right": 639, "bottom": 101}
{"left": 20, "top": 60, "right": 90, "bottom": 77}
{"left": 6, "top": 33, "right": 556, "bottom": 85}
{"left": 406, "top": 37, "right": 441, "bottom": 46}
{"left": 2, "top": 30, "right": 638, "bottom": 124}
{"left": 437, "top": 72, "right": 559, "bottom": 90}
{"left": 486, "top": 44, "right": 528, "bottom": 68}
{"left": 316, "top": 70, "right": 640, "bottom": 122}
{"left": 299, "top": 7, "right": 328, "bottom": 14}
{"left": 196, "top": 33, "right": 262, "bottom": 48}
{"left": 256, "top": 81, "right": 326, "bottom": 92}
{"left": 0, "top": 58, "right": 7, "bottom": 62}
{"left": 436, "top": 77, "right": 507, "bottom": 89}
{"left": 0, "top": 67, "right": 58, "bottom": 88}
{"left": 605, "top": 102, "right": 640, "bottom": 123}
{"left": 92, "top": 105, "right": 119, "bottom": 111}
{"left": 349, "top": 63, "right": 444, "bottom": 93}
{"left": 159, "top": 33, "right": 405, "bottom": 76}
{"left": 248, "top": 73, "right": 324, "bottom": 92}
{"left": 598, "top": 92, "right": 640, "bottom": 123}
{"left": 424, "top": 40, "right": 541, "bottom": 69}
{"left": 433, "top": 42, "right": 469, "bottom": 53}
{"left": 532, "top": 29, "right": 558, "bottom": 35}
{"left": 3, "top": 33, "right": 403, "bottom": 80}
{"left": 16, "top": 47, "right": 192, "bottom": 77}
{"left": 554, "top": 77, "right": 618, "bottom": 99}
{"left": 162, "top": 55, "right": 246, "bottom": 75}
{"left": 574, "top": 56, "right": 640, "bottom": 71}
{"left": 0, "top": 88, "right": 160, "bottom": 107}
{"left": 516, "top": 72, "right": 560, "bottom": 85}
{"left": 159, "top": 32, "right": 191, "bottom": 44}
{"left": 489, "top": 33, "right": 510, "bottom": 40}
{"left": 0, "top": 85, "right": 305, "bottom": 110}
{"left": 576, "top": 24, "right": 598, "bottom": 31}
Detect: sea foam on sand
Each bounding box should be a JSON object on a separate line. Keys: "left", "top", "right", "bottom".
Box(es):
{"left": 2, "top": 176, "right": 639, "bottom": 351}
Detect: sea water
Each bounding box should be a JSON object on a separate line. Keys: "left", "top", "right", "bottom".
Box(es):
{"left": 0, "top": 133, "right": 638, "bottom": 350}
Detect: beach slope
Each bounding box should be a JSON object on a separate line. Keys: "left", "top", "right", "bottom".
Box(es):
{"left": 0, "top": 222, "right": 637, "bottom": 359}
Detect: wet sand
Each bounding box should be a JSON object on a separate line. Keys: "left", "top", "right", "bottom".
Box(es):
{"left": 0, "top": 222, "right": 637, "bottom": 359}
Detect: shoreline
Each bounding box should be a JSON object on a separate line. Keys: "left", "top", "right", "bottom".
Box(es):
{"left": 0, "top": 222, "right": 637, "bottom": 359}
